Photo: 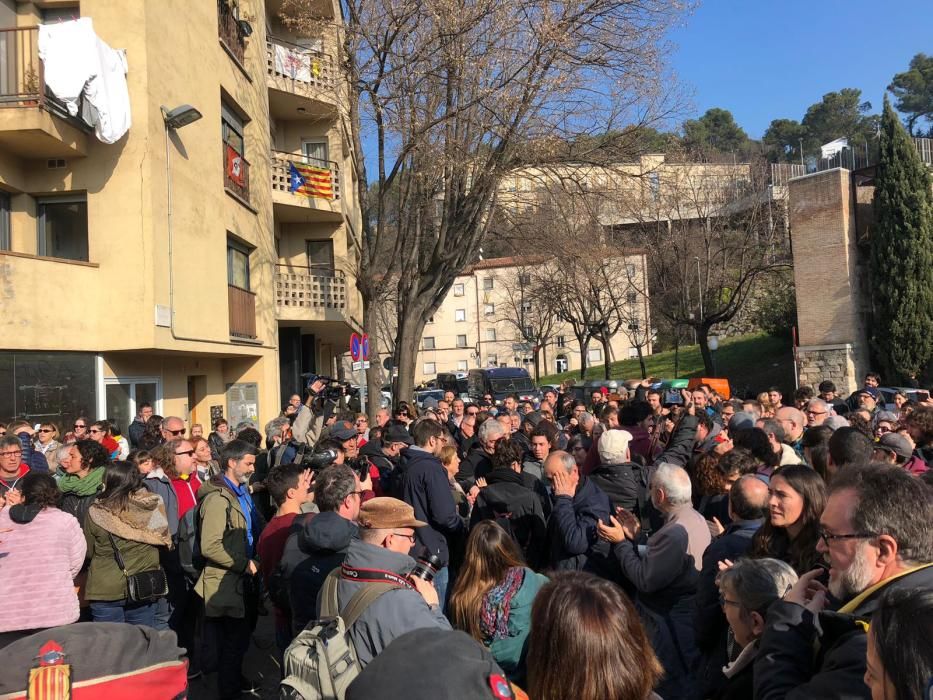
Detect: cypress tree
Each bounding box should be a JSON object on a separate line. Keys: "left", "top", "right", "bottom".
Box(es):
{"left": 870, "top": 97, "right": 933, "bottom": 381}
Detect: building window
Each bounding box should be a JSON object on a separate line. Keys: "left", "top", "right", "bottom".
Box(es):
{"left": 626, "top": 263, "right": 637, "bottom": 278}
{"left": 423, "top": 362, "right": 436, "bottom": 376}
{"left": 423, "top": 337, "right": 436, "bottom": 350}
{"left": 648, "top": 172, "right": 660, "bottom": 198}
{"left": 226, "top": 238, "right": 251, "bottom": 290}
{"left": 628, "top": 347, "right": 639, "bottom": 358}
{"left": 486, "top": 328, "right": 497, "bottom": 342}
{"left": 302, "top": 140, "right": 329, "bottom": 167}
{"left": 0, "top": 192, "right": 9, "bottom": 251}
{"left": 453, "top": 283, "right": 465, "bottom": 296}
{"left": 455, "top": 309, "right": 466, "bottom": 322}
{"left": 556, "top": 335, "right": 566, "bottom": 348}
{"left": 456, "top": 334, "right": 468, "bottom": 348}
{"left": 483, "top": 277, "right": 494, "bottom": 291}
{"left": 426, "top": 315, "right": 434, "bottom": 324}
{"left": 524, "top": 325, "right": 534, "bottom": 338}
{"left": 457, "top": 360, "right": 468, "bottom": 371}
{"left": 37, "top": 195, "right": 88, "bottom": 261}
{"left": 487, "top": 354, "right": 498, "bottom": 367}
{"left": 626, "top": 291, "right": 638, "bottom": 304}
{"left": 222, "top": 101, "right": 249, "bottom": 200}
{"left": 518, "top": 273, "right": 531, "bottom": 286}
{"left": 521, "top": 301, "right": 532, "bottom": 314}
{"left": 484, "top": 303, "right": 495, "bottom": 316}
{"left": 587, "top": 348, "right": 603, "bottom": 363}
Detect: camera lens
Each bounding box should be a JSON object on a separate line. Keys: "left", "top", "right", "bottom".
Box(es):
{"left": 409, "top": 553, "right": 442, "bottom": 583}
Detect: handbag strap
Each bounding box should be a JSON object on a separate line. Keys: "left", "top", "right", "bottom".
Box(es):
{"left": 107, "top": 532, "right": 129, "bottom": 577}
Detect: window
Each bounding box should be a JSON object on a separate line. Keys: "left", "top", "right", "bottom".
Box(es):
{"left": 456, "top": 334, "right": 468, "bottom": 348}
{"left": 521, "top": 301, "right": 532, "bottom": 314}
{"left": 453, "top": 283, "right": 465, "bottom": 296}
{"left": 626, "top": 291, "right": 638, "bottom": 304}
{"left": 588, "top": 348, "right": 603, "bottom": 363}
{"left": 487, "top": 354, "right": 498, "bottom": 367}
{"left": 426, "top": 315, "right": 434, "bottom": 324}
{"left": 222, "top": 102, "right": 245, "bottom": 158}
{"left": 226, "top": 238, "right": 251, "bottom": 290}
{"left": 37, "top": 195, "right": 88, "bottom": 261}
{"left": 626, "top": 263, "right": 637, "bottom": 278}
{"left": 524, "top": 325, "right": 533, "bottom": 338}
{"left": 486, "top": 328, "right": 497, "bottom": 342}
{"left": 556, "top": 335, "right": 566, "bottom": 348}
{"left": 457, "top": 360, "right": 468, "bottom": 371}
{"left": 423, "top": 337, "right": 436, "bottom": 350}
{"left": 455, "top": 309, "right": 466, "bottom": 322}
{"left": 484, "top": 303, "right": 495, "bottom": 316}
{"left": 222, "top": 102, "right": 249, "bottom": 200}
{"left": 0, "top": 192, "right": 9, "bottom": 251}
{"left": 648, "top": 172, "right": 660, "bottom": 198}
{"left": 518, "top": 273, "right": 531, "bottom": 286}
{"left": 483, "top": 277, "right": 494, "bottom": 291}
{"left": 302, "top": 140, "right": 329, "bottom": 167}
{"left": 423, "top": 362, "right": 436, "bottom": 376}
{"left": 628, "top": 347, "right": 639, "bottom": 358}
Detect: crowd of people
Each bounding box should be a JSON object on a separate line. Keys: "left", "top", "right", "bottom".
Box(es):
{"left": 0, "top": 372, "right": 932, "bottom": 700}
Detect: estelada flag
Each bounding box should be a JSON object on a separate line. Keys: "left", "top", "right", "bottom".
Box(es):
{"left": 226, "top": 145, "right": 246, "bottom": 187}
{"left": 288, "top": 160, "right": 334, "bottom": 199}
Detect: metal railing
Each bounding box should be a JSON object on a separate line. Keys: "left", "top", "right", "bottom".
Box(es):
{"left": 270, "top": 150, "right": 340, "bottom": 200}
{"left": 218, "top": 0, "right": 248, "bottom": 64}
{"left": 266, "top": 36, "right": 335, "bottom": 91}
{"left": 0, "top": 27, "right": 44, "bottom": 108}
{"left": 223, "top": 143, "right": 251, "bottom": 202}
{"left": 274, "top": 264, "right": 347, "bottom": 310}
{"left": 228, "top": 284, "right": 257, "bottom": 339}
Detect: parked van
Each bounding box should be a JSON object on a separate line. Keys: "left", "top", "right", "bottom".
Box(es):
{"left": 467, "top": 367, "right": 540, "bottom": 405}
{"left": 436, "top": 372, "right": 470, "bottom": 398}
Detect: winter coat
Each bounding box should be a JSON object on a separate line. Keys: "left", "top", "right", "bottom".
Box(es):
{"left": 171, "top": 474, "right": 202, "bottom": 521}
{"left": 547, "top": 476, "right": 612, "bottom": 571}
{"left": 0, "top": 464, "right": 30, "bottom": 499}
{"left": 14, "top": 431, "right": 48, "bottom": 472}
{"left": 142, "top": 469, "right": 180, "bottom": 538}
{"left": 59, "top": 468, "right": 106, "bottom": 536}
{"left": 486, "top": 568, "right": 549, "bottom": 684}
{"left": 655, "top": 415, "right": 699, "bottom": 467}
{"left": 277, "top": 511, "right": 358, "bottom": 634}
{"left": 128, "top": 418, "right": 147, "bottom": 448}
{"left": 754, "top": 563, "right": 933, "bottom": 699}
{"left": 35, "top": 439, "right": 62, "bottom": 471}
{"left": 456, "top": 446, "right": 494, "bottom": 489}
{"left": 589, "top": 461, "right": 648, "bottom": 521}
{"left": 0, "top": 505, "right": 86, "bottom": 632}
{"left": 194, "top": 476, "right": 257, "bottom": 618}
{"left": 470, "top": 468, "right": 548, "bottom": 570}
{"left": 335, "top": 538, "right": 451, "bottom": 667}
{"left": 399, "top": 446, "right": 467, "bottom": 568}
{"left": 359, "top": 440, "right": 397, "bottom": 492}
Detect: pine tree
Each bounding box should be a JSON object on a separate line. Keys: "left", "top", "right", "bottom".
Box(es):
{"left": 870, "top": 98, "right": 933, "bottom": 381}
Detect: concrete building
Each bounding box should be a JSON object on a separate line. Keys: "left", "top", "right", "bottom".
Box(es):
{"left": 0, "top": 0, "right": 361, "bottom": 431}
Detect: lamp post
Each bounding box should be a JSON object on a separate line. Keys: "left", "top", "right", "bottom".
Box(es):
{"left": 695, "top": 256, "right": 703, "bottom": 333}
{"left": 708, "top": 335, "right": 719, "bottom": 377}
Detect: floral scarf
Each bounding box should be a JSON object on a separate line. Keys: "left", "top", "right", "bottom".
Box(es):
{"left": 480, "top": 566, "right": 525, "bottom": 643}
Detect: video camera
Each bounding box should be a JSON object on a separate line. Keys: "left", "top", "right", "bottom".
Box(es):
{"left": 302, "top": 374, "right": 360, "bottom": 402}
{"left": 295, "top": 446, "right": 371, "bottom": 481}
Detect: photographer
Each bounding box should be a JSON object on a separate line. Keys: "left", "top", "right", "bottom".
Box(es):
{"left": 289, "top": 377, "right": 348, "bottom": 448}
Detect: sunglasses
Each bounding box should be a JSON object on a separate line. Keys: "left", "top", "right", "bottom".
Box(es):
{"left": 74, "top": 424, "right": 86, "bottom": 429}
{"left": 175, "top": 449, "right": 195, "bottom": 457}
{"left": 166, "top": 428, "right": 186, "bottom": 436}
{"left": 89, "top": 428, "right": 104, "bottom": 434}
{"left": 38, "top": 428, "right": 55, "bottom": 433}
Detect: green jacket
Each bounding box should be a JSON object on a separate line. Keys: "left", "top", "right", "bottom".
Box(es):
{"left": 488, "top": 568, "right": 549, "bottom": 683}
{"left": 84, "top": 514, "right": 161, "bottom": 602}
{"left": 194, "top": 476, "right": 254, "bottom": 618}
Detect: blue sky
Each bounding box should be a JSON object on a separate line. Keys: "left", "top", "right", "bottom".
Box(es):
{"left": 669, "top": 0, "right": 933, "bottom": 138}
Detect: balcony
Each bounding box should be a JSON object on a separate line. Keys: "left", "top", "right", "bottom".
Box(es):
{"left": 274, "top": 265, "right": 356, "bottom": 333}
{"left": 0, "top": 26, "right": 89, "bottom": 158}
{"left": 223, "top": 143, "right": 251, "bottom": 204}
{"left": 270, "top": 150, "right": 343, "bottom": 222}
{"left": 267, "top": 36, "right": 337, "bottom": 117}
{"left": 218, "top": 0, "right": 249, "bottom": 67}
{"left": 228, "top": 284, "right": 257, "bottom": 339}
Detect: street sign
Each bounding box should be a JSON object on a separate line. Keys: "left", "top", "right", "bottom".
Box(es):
{"left": 363, "top": 361, "right": 371, "bottom": 369}
{"left": 361, "top": 334, "right": 369, "bottom": 360}
{"left": 352, "top": 361, "right": 362, "bottom": 371}
{"left": 350, "top": 333, "right": 362, "bottom": 361}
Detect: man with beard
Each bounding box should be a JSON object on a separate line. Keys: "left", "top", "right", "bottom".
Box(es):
{"left": 754, "top": 464, "right": 933, "bottom": 699}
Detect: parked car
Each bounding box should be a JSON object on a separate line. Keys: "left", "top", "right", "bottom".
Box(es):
{"left": 413, "top": 389, "right": 446, "bottom": 409}
{"left": 878, "top": 386, "right": 924, "bottom": 411}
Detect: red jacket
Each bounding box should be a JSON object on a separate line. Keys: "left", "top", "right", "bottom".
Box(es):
{"left": 0, "top": 463, "right": 29, "bottom": 497}
{"left": 171, "top": 474, "right": 202, "bottom": 520}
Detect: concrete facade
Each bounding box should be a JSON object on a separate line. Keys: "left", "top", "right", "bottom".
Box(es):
{"left": 0, "top": 0, "right": 360, "bottom": 430}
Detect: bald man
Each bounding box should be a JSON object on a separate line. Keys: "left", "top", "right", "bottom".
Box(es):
{"left": 775, "top": 406, "right": 807, "bottom": 456}
{"left": 694, "top": 474, "right": 770, "bottom": 691}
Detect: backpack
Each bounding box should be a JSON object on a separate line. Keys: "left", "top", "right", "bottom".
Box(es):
{"left": 267, "top": 513, "right": 314, "bottom": 613}
{"left": 177, "top": 493, "right": 232, "bottom": 583}
{"left": 279, "top": 568, "right": 400, "bottom": 700}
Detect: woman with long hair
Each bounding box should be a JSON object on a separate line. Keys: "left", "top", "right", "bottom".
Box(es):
{"left": 84, "top": 461, "right": 171, "bottom": 626}
{"left": 526, "top": 571, "right": 663, "bottom": 700}
{"left": 448, "top": 520, "right": 549, "bottom": 684}
{"left": 749, "top": 464, "right": 826, "bottom": 575}
{"left": 58, "top": 439, "right": 110, "bottom": 531}
{"left": 33, "top": 422, "right": 62, "bottom": 471}
{"left": 866, "top": 588, "right": 933, "bottom": 700}
{"left": 137, "top": 415, "right": 165, "bottom": 451}
{"left": 190, "top": 436, "right": 220, "bottom": 482}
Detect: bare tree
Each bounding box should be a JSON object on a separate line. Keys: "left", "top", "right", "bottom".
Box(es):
{"left": 280, "top": 0, "right": 686, "bottom": 408}
{"left": 493, "top": 263, "right": 559, "bottom": 382}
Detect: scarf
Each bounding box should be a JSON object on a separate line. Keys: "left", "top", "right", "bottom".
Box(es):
{"left": 58, "top": 466, "right": 106, "bottom": 497}
{"left": 87, "top": 488, "right": 172, "bottom": 546}
{"left": 480, "top": 567, "right": 525, "bottom": 643}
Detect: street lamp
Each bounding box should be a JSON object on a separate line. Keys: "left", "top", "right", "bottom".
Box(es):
{"left": 708, "top": 335, "right": 719, "bottom": 377}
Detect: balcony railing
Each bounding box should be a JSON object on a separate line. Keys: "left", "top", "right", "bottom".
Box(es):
{"left": 266, "top": 36, "right": 335, "bottom": 92}
{"left": 228, "top": 284, "right": 257, "bottom": 339}
{"left": 218, "top": 0, "right": 248, "bottom": 64}
{"left": 275, "top": 265, "right": 347, "bottom": 311}
{"left": 223, "top": 143, "right": 251, "bottom": 202}
{"left": 271, "top": 150, "right": 340, "bottom": 201}
{"left": 0, "top": 27, "right": 45, "bottom": 108}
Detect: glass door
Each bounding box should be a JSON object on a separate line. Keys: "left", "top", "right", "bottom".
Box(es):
{"left": 104, "top": 378, "right": 160, "bottom": 434}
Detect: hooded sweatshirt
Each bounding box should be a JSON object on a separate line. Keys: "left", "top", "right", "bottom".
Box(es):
{"left": 0, "top": 463, "right": 30, "bottom": 498}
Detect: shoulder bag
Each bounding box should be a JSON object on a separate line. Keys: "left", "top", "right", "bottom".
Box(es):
{"left": 108, "top": 532, "right": 169, "bottom": 603}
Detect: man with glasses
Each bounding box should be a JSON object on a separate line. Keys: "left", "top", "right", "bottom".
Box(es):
{"left": 161, "top": 416, "right": 187, "bottom": 444}
{"left": 398, "top": 420, "right": 465, "bottom": 609}
{"left": 360, "top": 424, "right": 411, "bottom": 494}
{"left": 5, "top": 419, "right": 49, "bottom": 472}
{"left": 0, "top": 436, "right": 29, "bottom": 505}
{"left": 805, "top": 398, "right": 832, "bottom": 427}
{"left": 755, "top": 464, "right": 933, "bottom": 698}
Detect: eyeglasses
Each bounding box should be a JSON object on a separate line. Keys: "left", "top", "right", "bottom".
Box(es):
{"left": 875, "top": 426, "right": 893, "bottom": 434}
{"left": 391, "top": 531, "right": 416, "bottom": 543}
{"left": 806, "top": 410, "right": 827, "bottom": 417}
{"left": 350, "top": 489, "right": 364, "bottom": 498}
{"left": 818, "top": 528, "right": 878, "bottom": 546}
{"left": 73, "top": 424, "right": 86, "bottom": 429}
{"left": 38, "top": 428, "right": 55, "bottom": 433}
{"left": 0, "top": 450, "right": 23, "bottom": 458}
{"left": 175, "top": 449, "right": 195, "bottom": 457}
{"left": 466, "top": 410, "right": 479, "bottom": 416}
{"left": 718, "top": 593, "right": 741, "bottom": 608}
{"left": 356, "top": 420, "right": 368, "bottom": 425}
{"left": 89, "top": 428, "right": 103, "bottom": 434}
{"left": 165, "top": 428, "right": 186, "bottom": 436}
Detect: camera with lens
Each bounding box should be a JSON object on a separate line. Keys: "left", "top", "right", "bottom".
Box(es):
{"left": 303, "top": 374, "right": 360, "bottom": 403}
{"left": 345, "top": 455, "right": 371, "bottom": 481}
{"left": 296, "top": 447, "right": 339, "bottom": 471}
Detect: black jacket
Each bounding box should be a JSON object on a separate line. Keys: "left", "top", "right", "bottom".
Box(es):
{"left": 547, "top": 476, "right": 612, "bottom": 572}
{"left": 754, "top": 563, "right": 933, "bottom": 699}
{"left": 655, "top": 414, "right": 699, "bottom": 467}
{"left": 589, "top": 461, "right": 648, "bottom": 521}
{"left": 470, "top": 468, "right": 548, "bottom": 570}
{"left": 399, "top": 446, "right": 468, "bottom": 568}
{"left": 359, "top": 440, "right": 396, "bottom": 489}
{"left": 276, "top": 511, "right": 358, "bottom": 635}
{"left": 456, "top": 446, "right": 493, "bottom": 489}
{"left": 127, "top": 419, "right": 147, "bottom": 449}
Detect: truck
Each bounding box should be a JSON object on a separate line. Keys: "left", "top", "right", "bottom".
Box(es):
{"left": 467, "top": 367, "right": 540, "bottom": 406}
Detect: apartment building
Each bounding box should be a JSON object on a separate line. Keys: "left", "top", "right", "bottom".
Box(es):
{"left": 0, "top": 0, "right": 361, "bottom": 432}
{"left": 410, "top": 254, "right": 650, "bottom": 383}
